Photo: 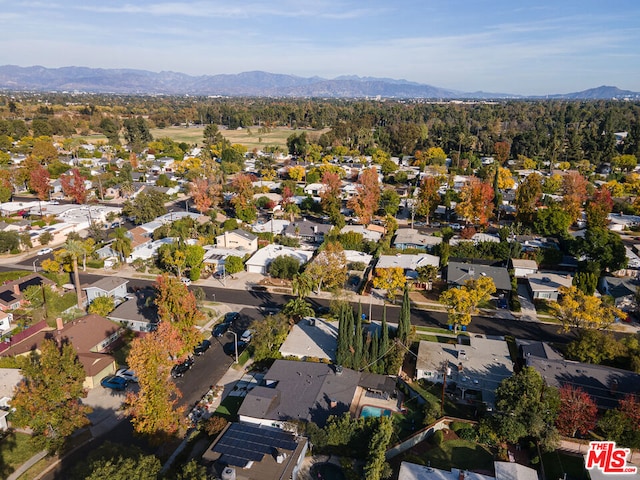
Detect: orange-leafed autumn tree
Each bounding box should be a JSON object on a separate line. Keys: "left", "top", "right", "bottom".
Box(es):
{"left": 586, "top": 186, "right": 614, "bottom": 229}
{"left": 555, "top": 385, "right": 597, "bottom": 438}
{"left": 455, "top": 177, "right": 494, "bottom": 226}
{"left": 320, "top": 171, "right": 342, "bottom": 218}
{"left": 125, "top": 322, "right": 187, "bottom": 444}
{"left": 561, "top": 171, "right": 588, "bottom": 224}
{"left": 347, "top": 167, "right": 380, "bottom": 225}
{"left": 29, "top": 165, "right": 51, "bottom": 215}
{"left": 416, "top": 176, "right": 441, "bottom": 223}
{"left": 155, "top": 273, "right": 204, "bottom": 357}
{"left": 60, "top": 168, "right": 88, "bottom": 204}
{"left": 493, "top": 141, "right": 511, "bottom": 165}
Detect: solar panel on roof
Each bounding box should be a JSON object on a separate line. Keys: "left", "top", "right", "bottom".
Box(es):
{"left": 212, "top": 423, "right": 298, "bottom": 466}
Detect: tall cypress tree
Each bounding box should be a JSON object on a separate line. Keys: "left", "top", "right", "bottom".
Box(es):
{"left": 378, "top": 305, "right": 389, "bottom": 373}
{"left": 336, "top": 303, "right": 348, "bottom": 366}
{"left": 370, "top": 330, "right": 379, "bottom": 373}
{"left": 397, "top": 283, "right": 411, "bottom": 345}
{"left": 345, "top": 305, "right": 355, "bottom": 368}
{"left": 354, "top": 307, "right": 363, "bottom": 369}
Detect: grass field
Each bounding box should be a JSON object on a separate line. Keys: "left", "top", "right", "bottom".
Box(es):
{"left": 420, "top": 439, "right": 495, "bottom": 472}
{"left": 0, "top": 432, "right": 43, "bottom": 477}
{"left": 77, "top": 126, "right": 325, "bottom": 151}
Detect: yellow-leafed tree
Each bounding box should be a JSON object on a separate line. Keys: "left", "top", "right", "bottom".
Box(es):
{"left": 552, "top": 285, "right": 623, "bottom": 331}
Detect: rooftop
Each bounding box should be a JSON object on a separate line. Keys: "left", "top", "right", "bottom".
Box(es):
{"left": 278, "top": 317, "right": 338, "bottom": 361}
{"left": 446, "top": 262, "right": 512, "bottom": 291}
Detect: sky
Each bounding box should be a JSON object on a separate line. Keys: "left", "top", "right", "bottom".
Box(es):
{"left": 1, "top": 0, "right": 639, "bottom": 95}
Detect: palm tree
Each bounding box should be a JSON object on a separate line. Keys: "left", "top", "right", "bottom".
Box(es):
{"left": 292, "top": 272, "right": 314, "bottom": 299}
{"left": 109, "top": 227, "right": 132, "bottom": 263}
{"left": 282, "top": 297, "right": 314, "bottom": 324}
{"left": 61, "top": 239, "right": 86, "bottom": 310}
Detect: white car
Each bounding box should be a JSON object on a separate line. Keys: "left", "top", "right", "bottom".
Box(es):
{"left": 37, "top": 248, "right": 53, "bottom": 256}
{"left": 115, "top": 368, "right": 138, "bottom": 383}
{"left": 181, "top": 277, "right": 192, "bottom": 286}
{"left": 240, "top": 329, "right": 253, "bottom": 343}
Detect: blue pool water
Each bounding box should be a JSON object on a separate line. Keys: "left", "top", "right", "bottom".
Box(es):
{"left": 360, "top": 405, "right": 392, "bottom": 418}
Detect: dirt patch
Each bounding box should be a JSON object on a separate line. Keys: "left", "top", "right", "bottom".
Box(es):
{"left": 258, "top": 278, "right": 291, "bottom": 287}
{"left": 408, "top": 429, "right": 460, "bottom": 455}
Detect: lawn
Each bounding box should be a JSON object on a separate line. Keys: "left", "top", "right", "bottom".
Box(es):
{"left": 542, "top": 450, "right": 589, "bottom": 480}
{"left": 0, "top": 432, "right": 43, "bottom": 477}
{"left": 419, "top": 439, "right": 494, "bottom": 472}
{"left": 214, "top": 396, "right": 244, "bottom": 421}
{"left": 0, "top": 271, "right": 32, "bottom": 283}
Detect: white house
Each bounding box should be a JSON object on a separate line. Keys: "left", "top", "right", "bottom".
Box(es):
{"left": 510, "top": 259, "right": 539, "bottom": 279}
{"left": 245, "top": 244, "right": 314, "bottom": 275}
{"left": 0, "top": 311, "right": 12, "bottom": 332}
{"left": 215, "top": 229, "right": 258, "bottom": 253}
{"left": 83, "top": 277, "right": 129, "bottom": 305}
{"left": 526, "top": 272, "right": 573, "bottom": 301}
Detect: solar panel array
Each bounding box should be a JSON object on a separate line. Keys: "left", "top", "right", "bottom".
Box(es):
{"left": 213, "top": 423, "right": 298, "bottom": 468}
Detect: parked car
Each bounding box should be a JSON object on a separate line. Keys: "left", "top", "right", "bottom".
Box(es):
{"left": 224, "top": 312, "right": 239, "bottom": 325}
{"left": 240, "top": 329, "right": 253, "bottom": 343}
{"left": 171, "top": 357, "right": 195, "bottom": 378}
{"left": 37, "top": 248, "right": 53, "bottom": 256}
{"left": 451, "top": 223, "right": 462, "bottom": 231}
{"left": 194, "top": 339, "right": 211, "bottom": 356}
{"left": 101, "top": 375, "right": 128, "bottom": 391}
{"left": 181, "top": 277, "right": 192, "bottom": 286}
{"left": 212, "top": 322, "right": 230, "bottom": 338}
{"left": 115, "top": 368, "right": 138, "bottom": 383}
{"left": 223, "top": 340, "right": 247, "bottom": 357}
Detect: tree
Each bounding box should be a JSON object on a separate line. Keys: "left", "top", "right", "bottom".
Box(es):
{"left": 230, "top": 173, "right": 257, "bottom": 223}
{"left": 287, "top": 165, "right": 306, "bottom": 182}
{"left": 282, "top": 298, "right": 315, "bottom": 324}
{"left": 60, "top": 239, "right": 86, "bottom": 310}
{"left": 122, "top": 189, "right": 168, "bottom": 224}
{"left": 456, "top": 178, "right": 494, "bottom": 226}
{"left": 38, "top": 231, "right": 53, "bottom": 246}
{"left": 579, "top": 227, "right": 626, "bottom": 275}
{"left": 29, "top": 165, "right": 50, "bottom": 214}
{"left": 586, "top": 187, "right": 613, "bottom": 230}
{"left": 88, "top": 296, "right": 115, "bottom": 316}
{"left": 109, "top": 227, "right": 132, "bottom": 262}
{"left": 565, "top": 329, "right": 626, "bottom": 364}
{"left": 60, "top": 168, "right": 88, "bottom": 204}
{"left": 561, "top": 171, "right": 588, "bottom": 224}
{"left": 555, "top": 385, "right": 597, "bottom": 438}
{"left": 379, "top": 188, "right": 400, "bottom": 216}
{"left": 320, "top": 171, "right": 342, "bottom": 220}
{"left": 11, "top": 339, "right": 91, "bottom": 452}
{"left": 126, "top": 322, "right": 187, "bottom": 444}
{"left": 189, "top": 177, "right": 221, "bottom": 213}
{"left": 397, "top": 283, "right": 412, "bottom": 345}
{"left": 305, "top": 241, "right": 347, "bottom": 292}
{"left": 493, "top": 141, "right": 511, "bottom": 164}
{"left": 363, "top": 416, "right": 393, "bottom": 480}
{"left": 71, "top": 442, "right": 161, "bottom": 480}
{"left": 224, "top": 256, "right": 244, "bottom": 275}
{"left": 439, "top": 276, "right": 496, "bottom": 330}
{"left": 123, "top": 117, "right": 153, "bottom": 152}
{"left": 534, "top": 203, "right": 572, "bottom": 237}
{"left": 515, "top": 173, "right": 543, "bottom": 224}
{"left": 496, "top": 167, "right": 515, "bottom": 190}
{"left": 249, "top": 313, "right": 290, "bottom": 361}
{"left": 611, "top": 154, "right": 638, "bottom": 172}
{"left": 292, "top": 272, "right": 314, "bottom": 299}
{"left": 268, "top": 255, "right": 301, "bottom": 279}
{"left": 494, "top": 366, "right": 560, "bottom": 450}
{"left": 347, "top": 167, "right": 380, "bottom": 226}
{"left": 416, "top": 176, "right": 441, "bottom": 223}
{"left": 372, "top": 267, "right": 406, "bottom": 302}
{"left": 551, "top": 285, "right": 623, "bottom": 331}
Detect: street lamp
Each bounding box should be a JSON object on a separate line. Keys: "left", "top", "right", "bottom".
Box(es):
{"left": 32, "top": 260, "right": 38, "bottom": 273}
{"left": 230, "top": 331, "right": 239, "bottom": 364}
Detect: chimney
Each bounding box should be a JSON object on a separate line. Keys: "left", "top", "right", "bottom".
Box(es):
{"left": 468, "top": 266, "right": 475, "bottom": 276}
{"left": 313, "top": 225, "right": 318, "bottom": 233}
{"left": 56, "top": 317, "right": 64, "bottom": 331}
{"left": 13, "top": 284, "right": 20, "bottom": 296}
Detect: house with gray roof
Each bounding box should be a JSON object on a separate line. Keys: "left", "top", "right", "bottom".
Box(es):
{"left": 82, "top": 277, "right": 129, "bottom": 305}
{"left": 376, "top": 253, "right": 440, "bottom": 280}
{"left": 393, "top": 228, "right": 442, "bottom": 251}
{"left": 599, "top": 276, "right": 639, "bottom": 311}
{"left": 526, "top": 272, "right": 572, "bottom": 301}
{"left": 237, "top": 360, "right": 361, "bottom": 428}
{"left": 108, "top": 288, "right": 158, "bottom": 332}
{"left": 445, "top": 261, "right": 511, "bottom": 294}
{"left": 282, "top": 218, "right": 331, "bottom": 244}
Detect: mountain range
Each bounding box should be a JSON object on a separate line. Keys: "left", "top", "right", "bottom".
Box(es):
{"left": 1, "top": 65, "right": 639, "bottom": 100}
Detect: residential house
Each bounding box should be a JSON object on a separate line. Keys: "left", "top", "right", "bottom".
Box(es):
{"left": 278, "top": 317, "right": 338, "bottom": 361}
{"left": 0, "top": 315, "right": 120, "bottom": 389}
{"left": 303, "top": 183, "right": 325, "bottom": 196}
{"left": 237, "top": 360, "right": 361, "bottom": 428}
{"left": 398, "top": 461, "right": 538, "bottom": 480}
{"left": 108, "top": 288, "right": 158, "bottom": 332}
{"left": 608, "top": 213, "right": 640, "bottom": 232}
{"left": 0, "top": 368, "right": 23, "bottom": 430}
{"left": 510, "top": 259, "right": 538, "bottom": 279}
{"left": 215, "top": 229, "right": 258, "bottom": 253}
{"left": 83, "top": 277, "right": 129, "bottom": 305}
{"left": 340, "top": 225, "right": 383, "bottom": 242}
{"left": 251, "top": 219, "right": 290, "bottom": 236}
{"left": 245, "top": 244, "right": 314, "bottom": 275}
{"left": 445, "top": 262, "right": 512, "bottom": 296}
{"left": 449, "top": 233, "right": 500, "bottom": 246}
{"left": 0, "top": 274, "right": 56, "bottom": 312}
{"left": 376, "top": 254, "right": 440, "bottom": 281}
{"left": 202, "top": 422, "right": 308, "bottom": 480}
{"left": 526, "top": 272, "right": 572, "bottom": 301}
{"left": 415, "top": 336, "right": 513, "bottom": 410}
{"left": 282, "top": 219, "right": 331, "bottom": 244}
{"left": 203, "top": 246, "right": 249, "bottom": 275}
{"left": 599, "top": 276, "right": 639, "bottom": 312}
{"left": 0, "top": 311, "right": 12, "bottom": 332}
{"left": 393, "top": 228, "right": 442, "bottom": 251}
{"left": 524, "top": 342, "right": 640, "bottom": 410}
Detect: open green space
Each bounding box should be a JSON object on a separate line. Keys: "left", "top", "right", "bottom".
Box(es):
{"left": 0, "top": 432, "right": 43, "bottom": 476}
{"left": 0, "top": 271, "right": 32, "bottom": 283}
{"left": 214, "top": 396, "right": 244, "bottom": 421}
{"left": 542, "top": 450, "right": 588, "bottom": 480}
{"left": 419, "top": 439, "right": 494, "bottom": 472}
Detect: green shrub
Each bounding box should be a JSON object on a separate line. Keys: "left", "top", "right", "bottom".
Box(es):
{"left": 450, "top": 421, "right": 468, "bottom": 432}
{"left": 457, "top": 427, "right": 477, "bottom": 441}
{"left": 87, "top": 259, "right": 104, "bottom": 269}
{"left": 509, "top": 290, "right": 522, "bottom": 312}
{"left": 432, "top": 429, "right": 444, "bottom": 445}
{"left": 189, "top": 267, "right": 201, "bottom": 281}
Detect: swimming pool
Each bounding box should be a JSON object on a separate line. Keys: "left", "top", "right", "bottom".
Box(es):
{"left": 360, "top": 405, "right": 392, "bottom": 418}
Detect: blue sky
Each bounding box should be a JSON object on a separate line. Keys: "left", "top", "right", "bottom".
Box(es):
{"left": 1, "top": 0, "right": 639, "bottom": 95}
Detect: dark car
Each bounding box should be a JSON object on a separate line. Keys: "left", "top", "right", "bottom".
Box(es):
{"left": 171, "top": 357, "right": 194, "bottom": 378}
{"left": 101, "top": 375, "right": 128, "bottom": 391}
{"left": 223, "top": 340, "right": 247, "bottom": 357}
{"left": 314, "top": 305, "right": 331, "bottom": 316}
{"left": 212, "top": 322, "right": 229, "bottom": 338}
{"left": 194, "top": 339, "right": 211, "bottom": 356}
{"left": 224, "top": 312, "right": 239, "bottom": 325}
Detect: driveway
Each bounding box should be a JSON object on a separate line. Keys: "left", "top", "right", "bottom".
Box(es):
{"left": 517, "top": 284, "right": 538, "bottom": 322}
